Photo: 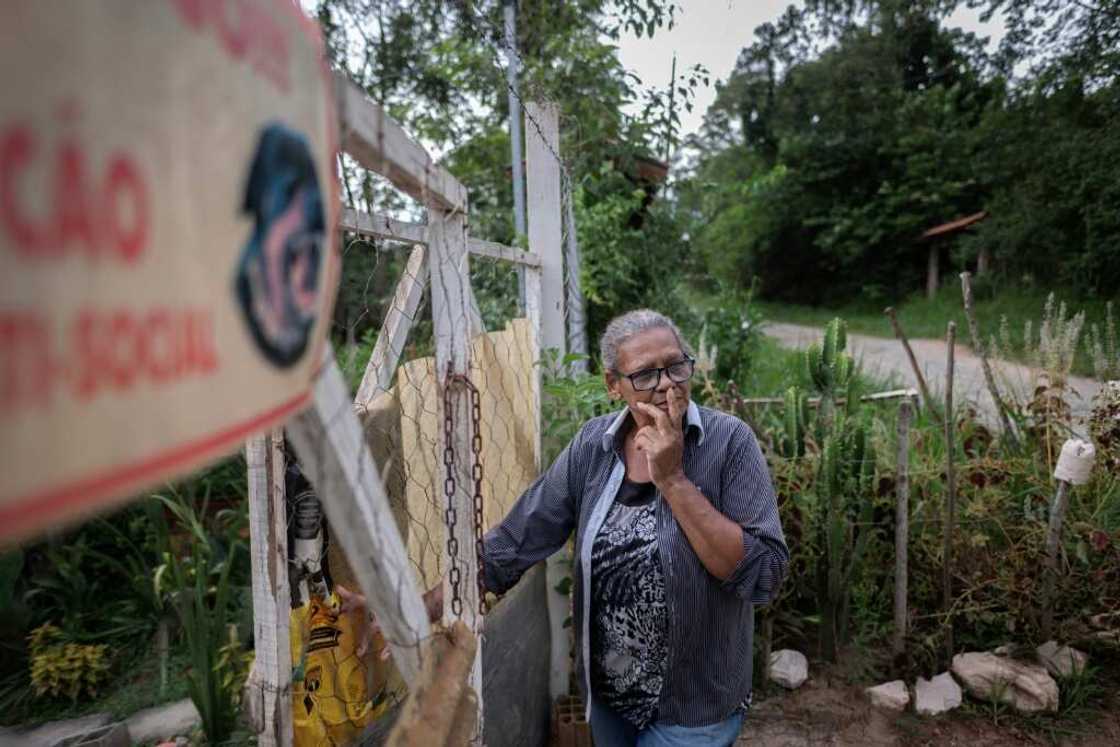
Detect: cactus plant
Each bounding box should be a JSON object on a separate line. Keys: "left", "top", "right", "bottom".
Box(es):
{"left": 779, "top": 386, "right": 809, "bottom": 458}
{"left": 820, "top": 413, "right": 877, "bottom": 656}
{"left": 784, "top": 318, "right": 879, "bottom": 661}
{"left": 804, "top": 319, "right": 852, "bottom": 395}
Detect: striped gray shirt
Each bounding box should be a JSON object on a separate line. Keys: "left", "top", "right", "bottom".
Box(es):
{"left": 482, "top": 401, "right": 789, "bottom": 728}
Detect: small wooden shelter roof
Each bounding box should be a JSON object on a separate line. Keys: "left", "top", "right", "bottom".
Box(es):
{"left": 631, "top": 154, "right": 669, "bottom": 185}
{"left": 921, "top": 211, "right": 987, "bottom": 240}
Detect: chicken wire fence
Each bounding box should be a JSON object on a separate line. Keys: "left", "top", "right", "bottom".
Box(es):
{"left": 330, "top": 208, "right": 538, "bottom": 596}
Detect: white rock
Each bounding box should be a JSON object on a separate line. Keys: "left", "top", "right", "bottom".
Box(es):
{"left": 768, "top": 649, "right": 809, "bottom": 689}
{"left": 951, "top": 652, "right": 1059, "bottom": 713}
{"left": 1036, "top": 641, "right": 1088, "bottom": 678}
{"left": 914, "top": 672, "right": 962, "bottom": 716}
{"left": 125, "top": 699, "right": 200, "bottom": 744}
{"left": 991, "top": 644, "right": 1013, "bottom": 656}
{"left": 913, "top": 671, "right": 958, "bottom": 716}
{"left": 866, "top": 680, "right": 910, "bottom": 711}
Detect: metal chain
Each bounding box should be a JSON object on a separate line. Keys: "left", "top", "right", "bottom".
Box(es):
{"left": 442, "top": 363, "right": 489, "bottom": 617}
{"left": 466, "top": 377, "right": 489, "bottom": 614}
{"left": 441, "top": 367, "right": 462, "bottom": 618}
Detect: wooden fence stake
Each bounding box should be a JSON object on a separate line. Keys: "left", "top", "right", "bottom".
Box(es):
{"left": 759, "top": 613, "right": 774, "bottom": 689}
{"left": 942, "top": 321, "right": 957, "bottom": 664}
{"left": 884, "top": 307, "right": 940, "bottom": 423}
{"left": 1041, "top": 479, "right": 1073, "bottom": 641}
{"left": 959, "top": 272, "right": 1020, "bottom": 451}
{"left": 245, "top": 429, "right": 293, "bottom": 747}
{"left": 893, "top": 399, "right": 912, "bottom": 661}
{"left": 386, "top": 621, "right": 479, "bottom": 747}
{"left": 428, "top": 204, "right": 485, "bottom": 744}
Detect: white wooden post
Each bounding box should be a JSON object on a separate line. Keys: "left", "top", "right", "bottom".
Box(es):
{"left": 338, "top": 208, "right": 543, "bottom": 269}
{"left": 340, "top": 207, "right": 428, "bottom": 245}
{"left": 286, "top": 346, "right": 432, "bottom": 686}
{"left": 428, "top": 206, "right": 485, "bottom": 743}
{"left": 336, "top": 72, "right": 467, "bottom": 213}
{"left": 245, "top": 429, "right": 293, "bottom": 747}
{"left": 526, "top": 102, "right": 566, "bottom": 368}
{"left": 526, "top": 100, "right": 572, "bottom": 702}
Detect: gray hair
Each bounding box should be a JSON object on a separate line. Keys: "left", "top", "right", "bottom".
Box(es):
{"left": 599, "top": 309, "right": 690, "bottom": 372}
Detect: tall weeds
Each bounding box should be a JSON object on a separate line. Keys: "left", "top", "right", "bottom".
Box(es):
{"left": 1089, "top": 302, "right": 1118, "bottom": 381}
{"left": 153, "top": 492, "right": 245, "bottom": 744}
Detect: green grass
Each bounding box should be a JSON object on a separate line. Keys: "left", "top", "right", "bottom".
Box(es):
{"left": 732, "top": 334, "right": 900, "bottom": 399}
{"left": 738, "top": 335, "right": 805, "bottom": 397}
{"left": 756, "top": 284, "right": 1114, "bottom": 378}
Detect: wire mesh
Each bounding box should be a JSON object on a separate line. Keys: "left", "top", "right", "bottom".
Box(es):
{"left": 330, "top": 212, "right": 539, "bottom": 597}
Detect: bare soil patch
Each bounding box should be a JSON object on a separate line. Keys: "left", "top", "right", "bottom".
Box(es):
{"left": 740, "top": 676, "right": 1120, "bottom": 746}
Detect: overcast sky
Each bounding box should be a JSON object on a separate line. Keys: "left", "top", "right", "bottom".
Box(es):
{"left": 616, "top": 1, "right": 1007, "bottom": 141}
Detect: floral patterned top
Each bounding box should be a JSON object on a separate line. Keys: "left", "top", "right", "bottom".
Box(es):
{"left": 589, "top": 478, "right": 668, "bottom": 729}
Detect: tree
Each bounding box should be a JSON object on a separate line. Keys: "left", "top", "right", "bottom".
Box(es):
{"left": 312, "top": 0, "right": 697, "bottom": 356}
{"left": 682, "top": 3, "right": 997, "bottom": 304}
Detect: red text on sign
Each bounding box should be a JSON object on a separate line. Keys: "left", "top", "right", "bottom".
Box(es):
{"left": 0, "top": 308, "right": 219, "bottom": 415}
{"left": 0, "top": 124, "right": 150, "bottom": 263}
{"left": 170, "top": 0, "right": 292, "bottom": 92}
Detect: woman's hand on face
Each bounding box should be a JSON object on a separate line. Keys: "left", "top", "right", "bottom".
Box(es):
{"left": 633, "top": 387, "right": 687, "bottom": 489}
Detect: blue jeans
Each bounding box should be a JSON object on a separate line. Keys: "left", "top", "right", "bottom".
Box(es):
{"left": 589, "top": 699, "right": 744, "bottom": 747}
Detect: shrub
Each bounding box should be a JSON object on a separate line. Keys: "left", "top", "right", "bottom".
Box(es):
{"left": 27, "top": 624, "right": 110, "bottom": 702}
{"left": 697, "top": 282, "right": 763, "bottom": 391}
{"left": 541, "top": 352, "right": 613, "bottom": 463}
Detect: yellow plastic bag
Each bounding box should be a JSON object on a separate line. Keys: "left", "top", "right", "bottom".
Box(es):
{"left": 289, "top": 592, "right": 396, "bottom": 746}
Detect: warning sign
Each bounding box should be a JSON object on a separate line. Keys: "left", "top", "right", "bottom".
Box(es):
{"left": 0, "top": 0, "right": 340, "bottom": 543}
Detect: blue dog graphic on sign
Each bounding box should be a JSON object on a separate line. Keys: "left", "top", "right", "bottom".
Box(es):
{"left": 235, "top": 122, "right": 325, "bottom": 368}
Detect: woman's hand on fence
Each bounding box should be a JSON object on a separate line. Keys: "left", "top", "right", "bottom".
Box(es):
{"left": 335, "top": 584, "right": 384, "bottom": 659}
{"left": 423, "top": 581, "right": 444, "bottom": 622}
{"left": 336, "top": 582, "right": 444, "bottom": 660}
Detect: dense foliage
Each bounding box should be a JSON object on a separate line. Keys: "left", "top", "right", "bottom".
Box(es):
{"left": 680, "top": 0, "right": 1120, "bottom": 305}
{"left": 0, "top": 462, "right": 252, "bottom": 731}
{"left": 316, "top": 0, "right": 704, "bottom": 356}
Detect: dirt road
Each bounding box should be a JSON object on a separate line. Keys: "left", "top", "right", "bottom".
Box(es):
{"left": 763, "top": 322, "right": 1103, "bottom": 428}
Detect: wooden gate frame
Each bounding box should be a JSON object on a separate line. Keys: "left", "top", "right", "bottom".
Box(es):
{"left": 243, "top": 74, "right": 553, "bottom": 746}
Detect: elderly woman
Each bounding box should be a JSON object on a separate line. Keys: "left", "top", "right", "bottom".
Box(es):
{"left": 481, "top": 309, "right": 788, "bottom": 746}
{"left": 345, "top": 309, "right": 787, "bottom": 746}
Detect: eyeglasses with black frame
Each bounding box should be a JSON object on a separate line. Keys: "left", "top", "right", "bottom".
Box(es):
{"left": 618, "top": 355, "right": 696, "bottom": 392}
